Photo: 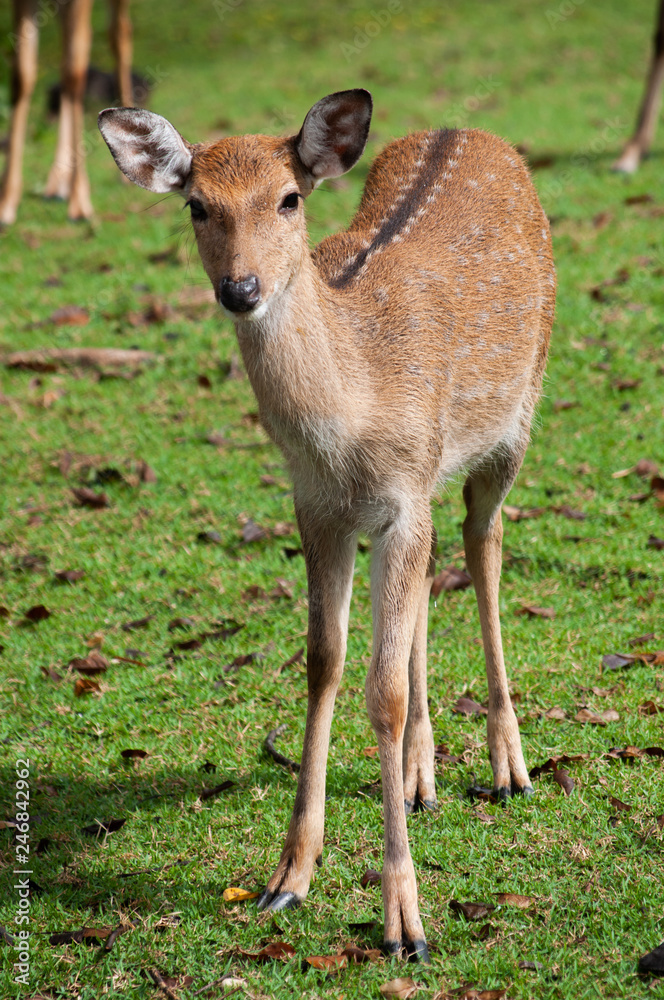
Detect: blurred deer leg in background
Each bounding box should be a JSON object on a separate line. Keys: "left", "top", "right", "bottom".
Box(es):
{"left": 613, "top": 0, "right": 664, "bottom": 173}
{"left": 0, "top": 1, "right": 38, "bottom": 226}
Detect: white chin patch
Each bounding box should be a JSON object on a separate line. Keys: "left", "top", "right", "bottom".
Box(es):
{"left": 219, "top": 298, "right": 270, "bottom": 322}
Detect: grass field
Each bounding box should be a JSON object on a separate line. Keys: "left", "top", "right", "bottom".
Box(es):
{"left": 1, "top": 1, "right": 663, "bottom": 997}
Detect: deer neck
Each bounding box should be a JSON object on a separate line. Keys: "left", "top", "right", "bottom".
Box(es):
{"left": 233, "top": 257, "right": 365, "bottom": 440}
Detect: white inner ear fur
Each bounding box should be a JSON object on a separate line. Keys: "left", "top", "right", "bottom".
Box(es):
{"left": 99, "top": 110, "right": 192, "bottom": 193}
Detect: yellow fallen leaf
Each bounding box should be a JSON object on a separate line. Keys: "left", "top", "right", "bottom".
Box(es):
{"left": 223, "top": 886, "right": 261, "bottom": 902}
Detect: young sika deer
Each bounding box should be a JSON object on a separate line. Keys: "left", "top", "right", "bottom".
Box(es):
{"left": 99, "top": 90, "right": 555, "bottom": 961}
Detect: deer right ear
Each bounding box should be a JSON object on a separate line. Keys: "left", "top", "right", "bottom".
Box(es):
{"left": 98, "top": 108, "right": 193, "bottom": 193}
{"left": 295, "top": 89, "right": 372, "bottom": 184}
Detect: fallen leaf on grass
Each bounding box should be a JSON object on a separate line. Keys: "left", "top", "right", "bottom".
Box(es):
{"left": 529, "top": 753, "right": 590, "bottom": 779}
{"left": 606, "top": 746, "right": 664, "bottom": 761}
{"left": 431, "top": 566, "right": 472, "bottom": 596}
{"left": 23, "top": 604, "right": 51, "bottom": 623}
{"left": 303, "top": 954, "right": 348, "bottom": 971}
{"left": 516, "top": 604, "right": 555, "bottom": 619}
{"left": 438, "top": 990, "right": 509, "bottom": 1000}
{"left": 545, "top": 706, "right": 567, "bottom": 720}
{"left": 50, "top": 305, "right": 90, "bottom": 326}
{"left": 575, "top": 707, "right": 619, "bottom": 725}
{"left": 602, "top": 650, "right": 664, "bottom": 671}
{"left": 624, "top": 193, "right": 654, "bottom": 205}
{"left": 639, "top": 701, "right": 664, "bottom": 715}
{"left": 552, "top": 769, "right": 574, "bottom": 795}
{"left": 120, "top": 748, "right": 149, "bottom": 759}
{"left": 223, "top": 886, "right": 261, "bottom": 902}
{"left": 197, "top": 529, "right": 222, "bottom": 544}
{"left": 449, "top": 900, "right": 495, "bottom": 921}
{"left": 361, "top": 868, "right": 382, "bottom": 887}
{"left": 553, "top": 399, "right": 578, "bottom": 412}
{"left": 551, "top": 504, "right": 586, "bottom": 520}
{"left": 49, "top": 926, "right": 115, "bottom": 946}
{"left": 80, "top": 818, "right": 126, "bottom": 838}
{"left": 452, "top": 696, "right": 487, "bottom": 716}
{"left": 122, "top": 614, "right": 154, "bottom": 631}
{"left": 69, "top": 652, "right": 108, "bottom": 674}
{"left": 502, "top": 504, "right": 546, "bottom": 522}
{"left": 74, "top": 677, "right": 101, "bottom": 697}
{"left": 472, "top": 804, "right": 497, "bottom": 824}
{"left": 608, "top": 795, "right": 631, "bottom": 812}
{"left": 647, "top": 536, "right": 664, "bottom": 550}
{"left": 71, "top": 487, "right": 110, "bottom": 509}
{"left": 434, "top": 744, "right": 464, "bottom": 764}
{"left": 493, "top": 892, "right": 536, "bottom": 909}
{"left": 238, "top": 941, "right": 296, "bottom": 962}
{"left": 167, "top": 617, "right": 195, "bottom": 630}
{"left": 242, "top": 519, "right": 268, "bottom": 543}
{"left": 613, "top": 377, "right": 641, "bottom": 391}
{"left": 41, "top": 666, "right": 63, "bottom": 683}
{"left": 379, "top": 978, "right": 418, "bottom": 998}
{"left": 54, "top": 569, "right": 85, "bottom": 583}
{"left": 200, "top": 779, "right": 235, "bottom": 801}
{"left": 341, "top": 945, "right": 382, "bottom": 963}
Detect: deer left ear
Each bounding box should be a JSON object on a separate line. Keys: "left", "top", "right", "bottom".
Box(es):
{"left": 98, "top": 108, "right": 193, "bottom": 193}
{"left": 295, "top": 89, "right": 372, "bottom": 184}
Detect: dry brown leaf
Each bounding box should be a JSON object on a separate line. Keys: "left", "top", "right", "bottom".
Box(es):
{"left": 552, "top": 769, "right": 574, "bottom": 796}
{"left": 379, "top": 978, "right": 418, "bottom": 999}
{"left": 71, "top": 487, "right": 110, "bottom": 509}
{"left": 74, "top": 677, "right": 101, "bottom": 697}
{"left": 431, "top": 565, "right": 472, "bottom": 596}
{"left": 303, "top": 954, "right": 348, "bottom": 971}
{"left": 494, "top": 892, "right": 536, "bottom": 909}
{"left": 449, "top": 900, "right": 495, "bottom": 921}
{"left": 544, "top": 706, "right": 567, "bottom": 720}
{"left": 222, "top": 886, "right": 261, "bottom": 902}
{"left": 575, "top": 708, "right": 619, "bottom": 726}
{"left": 608, "top": 795, "right": 632, "bottom": 812}
{"left": 451, "top": 696, "right": 488, "bottom": 716}
{"left": 69, "top": 652, "right": 108, "bottom": 674}
{"left": 516, "top": 604, "right": 555, "bottom": 619}
{"left": 238, "top": 941, "right": 296, "bottom": 962}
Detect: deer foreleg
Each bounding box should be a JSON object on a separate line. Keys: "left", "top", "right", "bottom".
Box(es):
{"left": 257, "top": 514, "right": 355, "bottom": 912}
{"left": 109, "top": 0, "right": 133, "bottom": 106}
{"left": 0, "top": 1, "right": 38, "bottom": 226}
{"left": 45, "top": 0, "right": 93, "bottom": 218}
{"left": 613, "top": 0, "right": 664, "bottom": 172}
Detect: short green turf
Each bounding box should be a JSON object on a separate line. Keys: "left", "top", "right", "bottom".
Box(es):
{"left": 0, "top": 1, "right": 663, "bottom": 997}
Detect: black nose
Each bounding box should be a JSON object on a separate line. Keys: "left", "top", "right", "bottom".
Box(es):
{"left": 219, "top": 275, "right": 261, "bottom": 313}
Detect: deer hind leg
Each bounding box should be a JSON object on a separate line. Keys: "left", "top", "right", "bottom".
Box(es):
{"left": 0, "top": 0, "right": 38, "bottom": 226}
{"left": 45, "top": 0, "right": 93, "bottom": 218}
{"left": 613, "top": 0, "right": 664, "bottom": 173}
{"left": 462, "top": 457, "right": 533, "bottom": 799}
{"left": 257, "top": 513, "right": 355, "bottom": 913}
{"left": 366, "top": 511, "right": 433, "bottom": 962}
{"left": 109, "top": 0, "right": 134, "bottom": 106}
{"left": 403, "top": 526, "right": 437, "bottom": 814}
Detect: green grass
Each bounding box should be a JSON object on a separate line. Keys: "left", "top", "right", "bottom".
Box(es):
{"left": 1, "top": 0, "right": 663, "bottom": 997}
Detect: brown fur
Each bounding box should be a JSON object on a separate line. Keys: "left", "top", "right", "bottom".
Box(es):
{"left": 98, "top": 93, "right": 556, "bottom": 959}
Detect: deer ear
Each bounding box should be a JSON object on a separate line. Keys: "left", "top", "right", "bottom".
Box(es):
{"left": 295, "top": 89, "right": 372, "bottom": 183}
{"left": 98, "top": 108, "right": 193, "bottom": 193}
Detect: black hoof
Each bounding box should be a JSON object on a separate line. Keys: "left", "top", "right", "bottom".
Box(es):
{"left": 405, "top": 939, "right": 430, "bottom": 963}
{"left": 493, "top": 782, "right": 535, "bottom": 800}
{"left": 383, "top": 939, "right": 430, "bottom": 963}
{"left": 256, "top": 889, "right": 301, "bottom": 912}
{"left": 404, "top": 796, "right": 437, "bottom": 815}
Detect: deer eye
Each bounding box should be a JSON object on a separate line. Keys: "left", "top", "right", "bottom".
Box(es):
{"left": 279, "top": 192, "right": 300, "bottom": 213}
{"left": 187, "top": 198, "right": 207, "bottom": 222}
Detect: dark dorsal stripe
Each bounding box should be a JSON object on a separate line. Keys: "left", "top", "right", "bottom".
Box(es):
{"left": 328, "top": 128, "right": 461, "bottom": 290}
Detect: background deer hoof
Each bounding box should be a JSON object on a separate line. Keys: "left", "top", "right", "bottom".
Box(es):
{"left": 256, "top": 889, "right": 301, "bottom": 912}
{"left": 384, "top": 938, "right": 430, "bottom": 963}
{"left": 493, "top": 782, "right": 535, "bottom": 800}
{"left": 404, "top": 795, "right": 437, "bottom": 815}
